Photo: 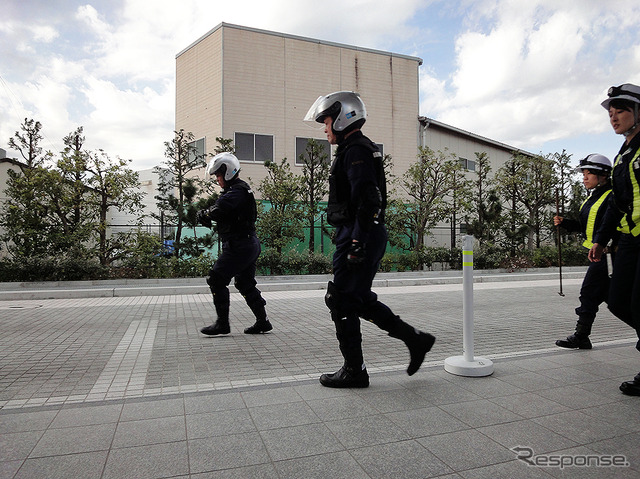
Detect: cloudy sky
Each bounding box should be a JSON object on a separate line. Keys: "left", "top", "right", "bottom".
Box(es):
{"left": 2, "top": 0, "right": 639, "bottom": 171}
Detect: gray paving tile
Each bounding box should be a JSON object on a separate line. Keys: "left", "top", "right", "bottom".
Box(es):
{"left": 305, "top": 394, "right": 379, "bottom": 422}
{"left": 50, "top": 403, "right": 123, "bottom": 428}
{"left": 183, "top": 391, "right": 245, "bottom": 415}
{"left": 385, "top": 406, "right": 471, "bottom": 438}
{"left": 534, "top": 445, "right": 637, "bottom": 479}
{"left": 458, "top": 460, "right": 552, "bottom": 478}
{"left": 191, "top": 463, "right": 279, "bottom": 478}
{"left": 120, "top": 397, "right": 184, "bottom": 421}
{"left": 487, "top": 392, "right": 571, "bottom": 419}
{"left": 580, "top": 402, "right": 640, "bottom": 431}
{"left": 0, "top": 410, "right": 57, "bottom": 433}
{"left": 535, "top": 384, "right": 618, "bottom": 410}
{"left": 2, "top": 274, "right": 640, "bottom": 479}
{"left": 0, "top": 430, "right": 43, "bottom": 461}
{"left": 188, "top": 432, "right": 270, "bottom": 473}
{"left": 273, "top": 450, "right": 370, "bottom": 479}
{"left": 589, "top": 431, "right": 640, "bottom": 469}
{"left": 417, "top": 429, "right": 514, "bottom": 471}
{"left": 325, "top": 413, "right": 410, "bottom": 448}
{"left": 438, "top": 399, "right": 522, "bottom": 428}
{"left": 240, "top": 385, "right": 304, "bottom": 407}
{"left": 478, "top": 419, "right": 578, "bottom": 454}
{"left": 258, "top": 422, "right": 343, "bottom": 461}
{"left": 358, "top": 385, "right": 434, "bottom": 412}
{"left": 186, "top": 409, "right": 256, "bottom": 439}
{"left": 407, "top": 378, "right": 484, "bottom": 405}
{"left": 248, "top": 400, "right": 320, "bottom": 430}
{"left": 13, "top": 451, "right": 108, "bottom": 479}
{"left": 30, "top": 422, "right": 116, "bottom": 457}
{"left": 0, "top": 460, "right": 23, "bottom": 479}
{"left": 350, "top": 439, "right": 453, "bottom": 479}
{"left": 531, "top": 410, "right": 628, "bottom": 445}
{"left": 112, "top": 415, "right": 186, "bottom": 447}
{"left": 102, "top": 441, "right": 189, "bottom": 479}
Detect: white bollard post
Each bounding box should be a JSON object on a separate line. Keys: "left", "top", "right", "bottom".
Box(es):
{"left": 444, "top": 235, "right": 494, "bottom": 377}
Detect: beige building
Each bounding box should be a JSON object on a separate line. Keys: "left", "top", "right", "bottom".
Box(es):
{"left": 175, "top": 22, "right": 422, "bottom": 186}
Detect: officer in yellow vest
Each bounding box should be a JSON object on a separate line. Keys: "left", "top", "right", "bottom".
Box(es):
{"left": 554, "top": 154, "right": 614, "bottom": 349}
{"left": 589, "top": 83, "right": 640, "bottom": 396}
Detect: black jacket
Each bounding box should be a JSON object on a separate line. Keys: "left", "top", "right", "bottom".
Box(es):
{"left": 594, "top": 133, "right": 640, "bottom": 244}
{"left": 327, "top": 131, "right": 386, "bottom": 242}
{"left": 199, "top": 178, "right": 257, "bottom": 241}
{"left": 560, "top": 183, "right": 612, "bottom": 248}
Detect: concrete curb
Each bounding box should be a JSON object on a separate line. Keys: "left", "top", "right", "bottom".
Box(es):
{"left": 0, "top": 267, "right": 587, "bottom": 300}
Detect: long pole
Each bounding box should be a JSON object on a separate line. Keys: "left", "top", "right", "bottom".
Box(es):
{"left": 462, "top": 235, "right": 474, "bottom": 362}
{"left": 555, "top": 189, "right": 564, "bottom": 297}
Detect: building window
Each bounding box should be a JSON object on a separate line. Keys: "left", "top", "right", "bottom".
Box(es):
{"left": 295, "top": 138, "right": 332, "bottom": 166}
{"left": 188, "top": 137, "right": 205, "bottom": 162}
{"left": 459, "top": 157, "right": 476, "bottom": 171}
{"left": 235, "top": 132, "right": 273, "bottom": 163}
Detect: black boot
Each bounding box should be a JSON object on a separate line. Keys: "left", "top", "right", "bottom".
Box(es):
{"left": 406, "top": 331, "right": 436, "bottom": 376}
{"left": 244, "top": 320, "right": 273, "bottom": 334}
{"left": 200, "top": 319, "right": 230, "bottom": 336}
{"left": 620, "top": 372, "right": 640, "bottom": 396}
{"left": 387, "top": 321, "right": 435, "bottom": 376}
{"left": 319, "top": 365, "right": 369, "bottom": 388}
{"left": 556, "top": 323, "right": 592, "bottom": 349}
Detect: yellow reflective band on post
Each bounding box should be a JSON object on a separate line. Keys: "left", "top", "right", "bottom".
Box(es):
{"left": 462, "top": 250, "right": 473, "bottom": 267}
{"left": 582, "top": 189, "right": 611, "bottom": 249}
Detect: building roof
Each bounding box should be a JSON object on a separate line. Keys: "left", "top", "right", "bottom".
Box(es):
{"left": 419, "top": 116, "right": 535, "bottom": 157}
{"left": 176, "top": 22, "right": 423, "bottom": 65}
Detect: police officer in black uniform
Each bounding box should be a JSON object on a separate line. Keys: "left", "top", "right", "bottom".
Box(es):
{"left": 197, "top": 152, "right": 273, "bottom": 336}
{"left": 304, "top": 91, "right": 435, "bottom": 388}
{"left": 590, "top": 83, "right": 640, "bottom": 395}
{"left": 554, "top": 154, "right": 614, "bottom": 349}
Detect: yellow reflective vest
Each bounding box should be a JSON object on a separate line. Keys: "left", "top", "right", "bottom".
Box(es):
{"left": 613, "top": 147, "right": 640, "bottom": 237}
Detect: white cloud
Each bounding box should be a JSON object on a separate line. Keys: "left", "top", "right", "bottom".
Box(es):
{"left": 421, "top": 0, "right": 640, "bottom": 157}
{"left": 3, "top": 0, "right": 640, "bottom": 170}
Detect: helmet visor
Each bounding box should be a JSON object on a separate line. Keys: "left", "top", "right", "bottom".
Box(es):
{"left": 303, "top": 96, "right": 328, "bottom": 127}
{"left": 575, "top": 157, "right": 610, "bottom": 174}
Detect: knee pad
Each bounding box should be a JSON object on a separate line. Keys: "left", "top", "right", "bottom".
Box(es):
{"left": 324, "top": 281, "right": 341, "bottom": 313}
{"left": 207, "top": 270, "right": 228, "bottom": 294}
{"left": 325, "top": 281, "right": 361, "bottom": 318}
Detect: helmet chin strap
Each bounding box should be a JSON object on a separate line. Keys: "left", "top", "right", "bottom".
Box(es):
{"left": 623, "top": 105, "right": 640, "bottom": 137}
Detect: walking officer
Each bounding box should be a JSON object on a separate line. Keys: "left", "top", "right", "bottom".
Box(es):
{"left": 304, "top": 91, "right": 435, "bottom": 388}
{"left": 589, "top": 83, "right": 640, "bottom": 395}
{"left": 197, "top": 152, "right": 273, "bottom": 336}
{"left": 554, "top": 154, "right": 615, "bottom": 349}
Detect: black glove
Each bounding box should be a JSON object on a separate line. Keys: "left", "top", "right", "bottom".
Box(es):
{"left": 347, "top": 241, "right": 366, "bottom": 267}
{"left": 196, "top": 209, "right": 212, "bottom": 228}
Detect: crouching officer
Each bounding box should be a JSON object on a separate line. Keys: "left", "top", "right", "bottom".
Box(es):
{"left": 304, "top": 91, "right": 435, "bottom": 388}
{"left": 554, "top": 154, "right": 615, "bottom": 349}
{"left": 197, "top": 152, "right": 273, "bottom": 336}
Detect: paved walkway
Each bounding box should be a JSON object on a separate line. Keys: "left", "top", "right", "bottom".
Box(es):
{"left": 1, "top": 269, "right": 639, "bottom": 478}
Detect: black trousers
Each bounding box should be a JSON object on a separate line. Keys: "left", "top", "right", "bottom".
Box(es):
{"left": 575, "top": 256, "right": 610, "bottom": 327}
{"left": 208, "top": 235, "right": 266, "bottom": 321}
{"left": 608, "top": 233, "right": 640, "bottom": 351}
{"left": 330, "top": 224, "right": 407, "bottom": 367}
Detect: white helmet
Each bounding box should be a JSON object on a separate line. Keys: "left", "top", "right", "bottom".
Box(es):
{"left": 304, "top": 91, "right": 366, "bottom": 134}
{"left": 601, "top": 83, "right": 640, "bottom": 137}
{"left": 601, "top": 83, "right": 640, "bottom": 110}
{"left": 575, "top": 153, "right": 611, "bottom": 175}
{"left": 207, "top": 152, "right": 240, "bottom": 181}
